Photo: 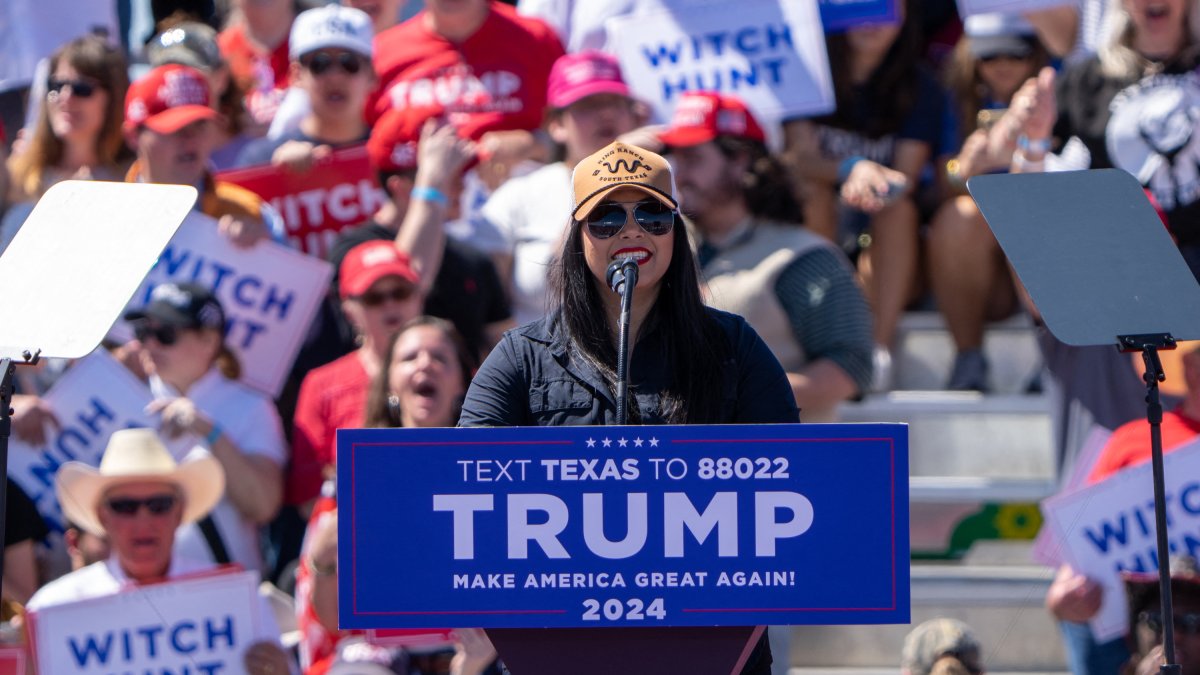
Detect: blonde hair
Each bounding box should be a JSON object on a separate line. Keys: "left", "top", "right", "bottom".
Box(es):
{"left": 7, "top": 36, "right": 130, "bottom": 201}
{"left": 1098, "top": 0, "right": 1200, "bottom": 79}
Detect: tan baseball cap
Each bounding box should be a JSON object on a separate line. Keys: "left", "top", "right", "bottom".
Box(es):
{"left": 571, "top": 141, "right": 678, "bottom": 220}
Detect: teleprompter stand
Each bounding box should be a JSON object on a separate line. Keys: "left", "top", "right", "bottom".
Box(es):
{"left": 970, "top": 169, "right": 1200, "bottom": 673}
{"left": 0, "top": 181, "right": 196, "bottom": 585}
{"left": 0, "top": 350, "right": 40, "bottom": 584}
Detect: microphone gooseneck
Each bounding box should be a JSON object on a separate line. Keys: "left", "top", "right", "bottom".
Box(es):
{"left": 607, "top": 257, "right": 639, "bottom": 425}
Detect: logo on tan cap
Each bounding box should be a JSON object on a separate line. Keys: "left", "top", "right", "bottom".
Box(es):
{"left": 572, "top": 141, "right": 677, "bottom": 220}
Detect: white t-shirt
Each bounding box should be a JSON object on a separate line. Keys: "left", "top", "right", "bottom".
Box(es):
{"left": 477, "top": 162, "right": 573, "bottom": 325}
{"left": 150, "top": 369, "right": 286, "bottom": 573}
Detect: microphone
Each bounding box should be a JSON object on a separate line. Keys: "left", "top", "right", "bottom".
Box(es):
{"left": 606, "top": 257, "right": 640, "bottom": 295}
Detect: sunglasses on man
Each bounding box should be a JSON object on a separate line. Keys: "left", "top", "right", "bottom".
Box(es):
{"left": 1139, "top": 610, "right": 1200, "bottom": 636}
{"left": 302, "top": 51, "right": 365, "bottom": 76}
{"left": 106, "top": 494, "right": 179, "bottom": 517}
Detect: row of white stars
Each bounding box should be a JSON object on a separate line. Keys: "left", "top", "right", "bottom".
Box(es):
{"left": 585, "top": 437, "right": 658, "bottom": 448}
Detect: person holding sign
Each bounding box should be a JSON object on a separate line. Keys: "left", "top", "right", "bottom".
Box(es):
{"left": 127, "top": 282, "right": 287, "bottom": 574}
{"left": 26, "top": 428, "right": 292, "bottom": 674}
{"left": 459, "top": 140, "right": 798, "bottom": 672}
{"left": 124, "top": 63, "right": 281, "bottom": 248}
{"left": 1123, "top": 556, "right": 1200, "bottom": 675}
{"left": 236, "top": 5, "right": 375, "bottom": 172}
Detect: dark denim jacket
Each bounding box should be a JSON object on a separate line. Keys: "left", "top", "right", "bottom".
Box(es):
{"left": 458, "top": 307, "right": 799, "bottom": 427}
{"left": 458, "top": 307, "right": 795, "bottom": 673}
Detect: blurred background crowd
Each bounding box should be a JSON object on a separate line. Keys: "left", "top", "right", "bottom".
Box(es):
{"left": 1, "top": 0, "right": 1199, "bottom": 672}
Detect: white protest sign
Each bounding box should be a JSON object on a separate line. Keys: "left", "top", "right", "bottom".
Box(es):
{"left": 607, "top": 0, "right": 835, "bottom": 149}
{"left": 956, "top": 0, "right": 1075, "bottom": 17}
{"left": 117, "top": 212, "right": 333, "bottom": 397}
{"left": 1032, "top": 425, "right": 1112, "bottom": 567}
{"left": 8, "top": 350, "right": 157, "bottom": 540}
{"left": 1042, "top": 438, "right": 1200, "bottom": 641}
{"left": 31, "top": 570, "right": 263, "bottom": 674}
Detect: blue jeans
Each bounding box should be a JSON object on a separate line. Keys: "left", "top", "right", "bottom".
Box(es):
{"left": 1059, "top": 620, "right": 1130, "bottom": 675}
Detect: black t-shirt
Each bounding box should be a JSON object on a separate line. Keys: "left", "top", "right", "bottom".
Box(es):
{"left": 328, "top": 222, "right": 512, "bottom": 361}
{"left": 807, "top": 66, "right": 945, "bottom": 166}
{"left": 6, "top": 479, "right": 48, "bottom": 548}
{"left": 1053, "top": 51, "right": 1200, "bottom": 244}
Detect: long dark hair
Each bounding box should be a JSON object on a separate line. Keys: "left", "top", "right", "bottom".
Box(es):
{"left": 365, "top": 316, "right": 475, "bottom": 428}
{"left": 549, "top": 208, "right": 730, "bottom": 424}
{"left": 714, "top": 136, "right": 802, "bottom": 223}
{"left": 821, "top": 0, "right": 924, "bottom": 139}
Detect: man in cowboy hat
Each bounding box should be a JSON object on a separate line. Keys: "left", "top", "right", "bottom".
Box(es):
{"left": 26, "top": 428, "right": 293, "bottom": 674}
{"left": 1123, "top": 555, "right": 1200, "bottom": 675}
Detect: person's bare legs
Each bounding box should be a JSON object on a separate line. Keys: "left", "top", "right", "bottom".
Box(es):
{"left": 799, "top": 180, "right": 838, "bottom": 242}
{"left": 865, "top": 196, "right": 919, "bottom": 347}
{"left": 860, "top": 196, "right": 920, "bottom": 391}
{"left": 928, "top": 195, "right": 1017, "bottom": 390}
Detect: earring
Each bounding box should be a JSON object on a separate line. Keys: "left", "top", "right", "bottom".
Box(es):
{"left": 387, "top": 393, "right": 402, "bottom": 425}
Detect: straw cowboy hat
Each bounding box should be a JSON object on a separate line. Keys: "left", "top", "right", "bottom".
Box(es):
{"left": 56, "top": 428, "right": 224, "bottom": 536}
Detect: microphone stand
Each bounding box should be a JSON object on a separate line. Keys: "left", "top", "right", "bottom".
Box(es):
{"left": 607, "top": 260, "right": 639, "bottom": 425}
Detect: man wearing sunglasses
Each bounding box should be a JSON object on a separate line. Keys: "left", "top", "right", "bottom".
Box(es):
{"left": 27, "top": 429, "right": 293, "bottom": 674}
{"left": 661, "top": 92, "right": 873, "bottom": 423}
{"left": 1125, "top": 555, "right": 1200, "bottom": 675}
{"left": 236, "top": 5, "right": 375, "bottom": 172}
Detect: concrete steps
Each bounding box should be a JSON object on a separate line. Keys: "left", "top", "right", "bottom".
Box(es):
{"left": 785, "top": 559, "right": 1065, "bottom": 672}
{"left": 783, "top": 312, "right": 1068, "bottom": 673}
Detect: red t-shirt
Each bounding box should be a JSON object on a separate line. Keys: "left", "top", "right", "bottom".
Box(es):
{"left": 367, "top": 3, "right": 564, "bottom": 133}
{"left": 1087, "top": 409, "right": 1200, "bottom": 484}
{"left": 217, "top": 23, "right": 291, "bottom": 126}
{"left": 288, "top": 352, "right": 371, "bottom": 505}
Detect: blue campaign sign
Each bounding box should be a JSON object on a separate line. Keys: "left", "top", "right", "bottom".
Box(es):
{"left": 819, "top": 0, "right": 897, "bottom": 33}
{"left": 338, "top": 423, "right": 909, "bottom": 630}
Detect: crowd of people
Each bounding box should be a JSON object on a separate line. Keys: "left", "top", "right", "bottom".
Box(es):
{"left": 0, "top": 0, "right": 1198, "bottom": 672}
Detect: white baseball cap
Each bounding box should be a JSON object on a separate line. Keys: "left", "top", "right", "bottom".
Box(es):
{"left": 289, "top": 5, "right": 374, "bottom": 61}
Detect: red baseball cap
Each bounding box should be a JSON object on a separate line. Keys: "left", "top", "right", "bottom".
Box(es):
{"left": 339, "top": 240, "right": 420, "bottom": 299}
{"left": 547, "top": 51, "right": 630, "bottom": 109}
{"left": 124, "top": 64, "right": 218, "bottom": 134}
{"left": 658, "top": 91, "right": 766, "bottom": 147}
{"left": 367, "top": 107, "right": 482, "bottom": 173}
{"left": 366, "top": 107, "right": 426, "bottom": 173}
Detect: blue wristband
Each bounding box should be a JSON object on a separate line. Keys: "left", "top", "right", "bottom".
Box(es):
{"left": 837, "top": 156, "right": 865, "bottom": 184}
{"left": 1017, "top": 135, "right": 1050, "bottom": 155}
{"left": 411, "top": 185, "right": 449, "bottom": 206}
{"left": 205, "top": 424, "right": 222, "bottom": 447}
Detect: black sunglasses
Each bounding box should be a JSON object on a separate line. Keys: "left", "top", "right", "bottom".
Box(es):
{"left": 1138, "top": 610, "right": 1200, "bottom": 636}
{"left": 134, "top": 323, "right": 179, "bottom": 346}
{"left": 582, "top": 200, "right": 677, "bottom": 240}
{"left": 106, "top": 494, "right": 179, "bottom": 517}
{"left": 47, "top": 78, "right": 99, "bottom": 98}
{"left": 979, "top": 52, "right": 1031, "bottom": 64}
{"left": 358, "top": 285, "right": 415, "bottom": 308}
{"left": 302, "top": 51, "right": 364, "bottom": 76}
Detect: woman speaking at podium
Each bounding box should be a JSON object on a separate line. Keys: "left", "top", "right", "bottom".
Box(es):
{"left": 458, "top": 140, "right": 799, "bottom": 673}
